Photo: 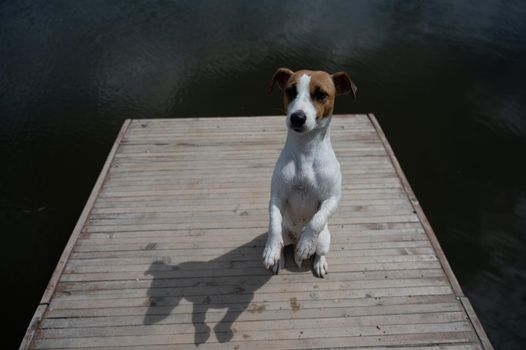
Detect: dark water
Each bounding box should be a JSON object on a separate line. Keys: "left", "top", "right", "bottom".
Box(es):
{"left": 1, "top": 0, "right": 525, "bottom": 348}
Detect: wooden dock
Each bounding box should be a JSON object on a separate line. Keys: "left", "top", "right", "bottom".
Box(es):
{"left": 21, "top": 114, "right": 492, "bottom": 349}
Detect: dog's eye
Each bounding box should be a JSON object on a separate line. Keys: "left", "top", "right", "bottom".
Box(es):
{"left": 314, "top": 89, "right": 328, "bottom": 101}
{"left": 286, "top": 86, "right": 297, "bottom": 100}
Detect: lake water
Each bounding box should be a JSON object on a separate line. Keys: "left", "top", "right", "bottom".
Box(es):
{"left": 1, "top": 1, "right": 525, "bottom": 348}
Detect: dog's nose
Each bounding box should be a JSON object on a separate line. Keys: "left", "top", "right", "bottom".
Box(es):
{"left": 290, "top": 111, "right": 306, "bottom": 128}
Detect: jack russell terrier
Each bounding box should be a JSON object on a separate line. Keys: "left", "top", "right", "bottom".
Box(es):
{"left": 263, "top": 68, "right": 357, "bottom": 277}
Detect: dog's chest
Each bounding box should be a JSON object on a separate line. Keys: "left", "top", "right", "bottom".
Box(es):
{"left": 281, "top": 159, "right": 329, "bottom": 202}
{"left": 280, "top": 160, "right": 320, "bottom": 193}
{"left": 278, "top": 160, "right": 322, "bottom": 228}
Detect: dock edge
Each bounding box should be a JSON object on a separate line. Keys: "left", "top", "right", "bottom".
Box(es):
{"left": 18, "top": 119, "right": 132, "bottom": 350}
{"left": 367, "top": 113, "right": 493, "bottom": 350}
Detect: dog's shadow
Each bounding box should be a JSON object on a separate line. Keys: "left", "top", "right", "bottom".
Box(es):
{"left": 143, "top": 233, "right": 310, "bottom": 345}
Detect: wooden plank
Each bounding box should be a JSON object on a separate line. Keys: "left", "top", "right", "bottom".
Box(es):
{"left": 102, "top": 166, "right": 394, "bottom": 179}
{"left": 81, "top": 217, "right": 421, "bottom": 233}
{"left": 91, "top": 192, "right": 409, "bottom": 206}
{"left": 77, "top": 223, "right": 424, "bottom": 238}
{"left": 35, "top": 339, "right": 482, "bottom": 350}
{"left": 73, "top": 236, "right": 429, "bottom": 251}
{"left": 39, "top": 312, "right": 468, "bottom": 338}
{"left": 64, "top": 243, "right": 433, "bottom": 268}
{"left": 53, "top": 277, "right": 449, "bottom": 301}
{"left": 55, "top": 278, "right": 450, "bottom": 300}
{"left": 32, "top": 323, "right": 475, "bottom": 348}
{"left": 100, "top": 174, "right": 396, "bottom": 189}
{"left": 97, "top": 185, "right": 403, "bottom": 198}
{"left": 52, "top": 272, "right": 446, "bottom": 300}
{"left": 70, "top": 235, "right": 431, "bottom": 256}
{"left": 115, "top": 144, "right": 383, "bottom": 155}
{"left": 52, "top": 344, "right": 483, "bottom": 350}
{"left": 82, "top": 213, "right": 418, "bottom": 228}
{"left": 113, "top": 149, "right": 386, "bottom": 160}
{"left": 59, "top": 265, "right": 445, "bottom": 282}
{"left": 46, "top": 301, "right": 461, "bottom": 323}
{"left": 98, "top": 180, "right": 402, "bottom": 193}
{"left": 45, "top": 295, "right": 459, "bottom": 318}
{"left": 90, "top": 202, "right": 411, "bottom": 215}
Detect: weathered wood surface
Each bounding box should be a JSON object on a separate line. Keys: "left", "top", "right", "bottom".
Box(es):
{"left": 21, "top": 115, "right": 492, "bottom": 349}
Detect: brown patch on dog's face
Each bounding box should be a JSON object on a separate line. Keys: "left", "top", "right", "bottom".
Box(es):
{"left": 309, "top": 71, "right": 337, "bottom": 120}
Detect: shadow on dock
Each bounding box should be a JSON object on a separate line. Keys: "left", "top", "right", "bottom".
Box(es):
{"left": 143, "top": 233, "right": 308, "bottom": 345}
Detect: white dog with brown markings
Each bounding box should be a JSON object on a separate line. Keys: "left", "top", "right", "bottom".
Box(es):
{"left": 263, "top": 68, "right": 357, "bottom": 277}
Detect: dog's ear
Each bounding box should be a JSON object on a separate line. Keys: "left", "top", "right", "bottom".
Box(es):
{"left": 145, "top": 260, "right": 166, "bottom": 276}
{"left": 269, "top": 68, "right": 294, "bottom": 93}
{"left": 332, "top": 72, "right": 357, "bottom": 99}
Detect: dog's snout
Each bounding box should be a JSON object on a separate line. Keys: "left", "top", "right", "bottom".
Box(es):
{"left": 290, "top": 111, "right": 306, "bottom": 128}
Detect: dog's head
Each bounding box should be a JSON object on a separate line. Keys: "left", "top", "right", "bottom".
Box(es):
{"left": 270, "top": 68, "right": 357, "bottom": 133}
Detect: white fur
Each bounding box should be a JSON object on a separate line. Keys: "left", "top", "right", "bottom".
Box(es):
{"left": 262, "top": 74, "right": 342, "bottom": 278}
{"left": 286, "top": 75, "right": 317, "bottom": 132}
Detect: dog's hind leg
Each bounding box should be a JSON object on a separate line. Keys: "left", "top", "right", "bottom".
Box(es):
{"left": 313, "top": 225, "right": 331, "bottom": 278}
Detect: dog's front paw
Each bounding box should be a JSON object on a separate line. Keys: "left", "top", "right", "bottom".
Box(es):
{"left": 262, "top": 241, "right": 282, "bottom": 273}
{"left": 295, "top": 234, "right": 316, "bottom": 266}
{"left": 314, "top": 255, "right": 329, "bottom": 278}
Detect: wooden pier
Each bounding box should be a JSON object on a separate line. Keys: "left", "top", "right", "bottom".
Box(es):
{"left": 21, "top": 114, "right": 492, "bottom": 349}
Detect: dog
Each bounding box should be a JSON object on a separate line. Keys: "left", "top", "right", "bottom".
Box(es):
{"left": 263, "top": 68, "right": 357, "bottom": 277}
